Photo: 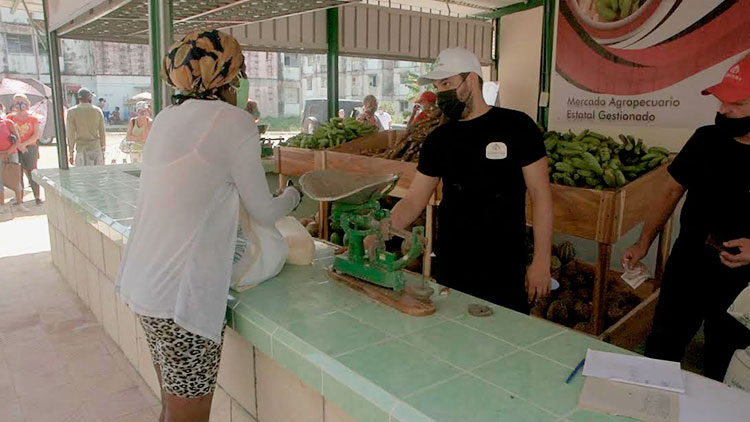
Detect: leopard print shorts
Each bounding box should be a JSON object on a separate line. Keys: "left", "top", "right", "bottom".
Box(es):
{"left": 138, "top": 316, "right": 226, "bottom": 398}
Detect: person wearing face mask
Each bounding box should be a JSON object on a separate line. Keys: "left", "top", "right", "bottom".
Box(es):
{"left": 368, "top": 47, "right": 554, "bottom": 313}
{"left": 116, "top": 30, "right": 300, "bottom": 422}
{"left": 8, "top": 93, "right": 43, "bottom": 205}
{"left": 622, "top": 54, "right": 750, "bottom": 381}
{"left": 356, "top": 95, "right": 384, "bottom": 131}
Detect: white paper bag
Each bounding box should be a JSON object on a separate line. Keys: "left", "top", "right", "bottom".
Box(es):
{"left": 231, "top": 207, "right": 288, "bottom": 291}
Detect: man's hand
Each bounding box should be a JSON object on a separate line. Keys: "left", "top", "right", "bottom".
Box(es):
{"left": 622, "top": 242, "right": 649, "bottom": 270}
{"left": 720, "top": 238, "right": 750, "bottom": 269}
{"left": 526, "top": 260, "right": 551, "bottom": 302}
{"left": 17, "top": 145, "right": 27, "bottom": 153}
{"left": 69, "top": 155, "right": 75, "bottom": 165}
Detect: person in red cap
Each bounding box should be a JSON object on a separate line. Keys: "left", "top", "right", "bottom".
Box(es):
{"left": 623, "top": 54, "right": 750, "bottom": 381}
{"left": 408, "top": 91, "right": 438, "bottom": 126}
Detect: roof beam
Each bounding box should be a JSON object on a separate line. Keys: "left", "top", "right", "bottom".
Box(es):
{"left": 57, "top": 0, "right": 133, "bottom": 36}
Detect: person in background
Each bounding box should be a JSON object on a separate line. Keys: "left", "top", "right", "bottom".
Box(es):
{"left": 9, "top": 103, "right": 19, "bottom": 113}
{"left": 110, "top": 106, "right": 121, "bottom": 125}
{"left": 622, "top": 55, "right": 750, "bottom": 381}
{"left": 376, "top": 105, "right": 392, "bottom": 130}
{"left": 367, "top": 47, "right": 554, "bottom": 312}
{"left": 98, "top": 97, "right": 110, "bottom": 124}
{"left": 123, "top": 101, "right": 153, "bottom": 163}
{"left": 8, "top": 93, "right": 43, "bottom": 205}
{"left": 245, "top": 98, "right": 260, "bottom": 123}
{"left": 66, "top": 88, "right": 106, "bottom": 166}
{"left": 356, "top": 95, "right": 384, "bottom": 131}
{"left": 338, "top": 108, "right": 346, "bottom": 119}
{"left": 117, "top": 30, "right": 300, "bottom": 422}
{"left": 0, "top": 115, "right": 26, "bottom": 213}
{"left": 408, "top": 91, "right": 438, "bottom": 126}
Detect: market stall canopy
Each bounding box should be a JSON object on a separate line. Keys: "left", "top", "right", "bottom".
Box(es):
{"left": 50, "top": 0, "right": 527, "bottom": 44}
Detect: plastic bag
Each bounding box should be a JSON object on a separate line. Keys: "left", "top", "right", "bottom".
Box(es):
{"left": 231, "top": 206, "right": 288, "bottom": 291}
{"left": 728, "top": 284, "right": 750, "bottom": 330}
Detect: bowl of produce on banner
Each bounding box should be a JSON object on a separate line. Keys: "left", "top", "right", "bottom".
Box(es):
{"left": 570, "top": 0, "right": 659, "bottom": 34}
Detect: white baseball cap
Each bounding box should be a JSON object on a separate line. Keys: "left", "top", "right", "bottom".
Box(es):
{"left": 418, "top": 47, "right": 482, "bottom": 85}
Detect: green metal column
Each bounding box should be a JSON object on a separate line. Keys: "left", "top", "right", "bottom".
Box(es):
{"left": 537, "top": 0, "right": 555, "bottom": 128}
{"left": 326, "top": 7, "right": 339, "bottom": 121}
{"left": 148, "top": 0, "right": 173, "bottom": 114}
{"left": 42, "top": 0, "right": 68, "bottom": 169}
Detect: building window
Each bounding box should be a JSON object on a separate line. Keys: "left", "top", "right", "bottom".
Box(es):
{"left": 368, "top": 75, "right": 377, "bottom": 87}
{"left": 400, "top": 100, "right": 409, "bottom": 112}
{"left": 399, "top": 73, "right": 409, "bottom": 84}
{"left": 6, "top": 34, "right": 34, "bottom": 55}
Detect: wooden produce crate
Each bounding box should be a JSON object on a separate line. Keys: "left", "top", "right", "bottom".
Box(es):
{"left": 526, "top": 163, "right": 673, "bottom": 335}
{"left": 541, "top": 259, "right": 659, "bottom": 351}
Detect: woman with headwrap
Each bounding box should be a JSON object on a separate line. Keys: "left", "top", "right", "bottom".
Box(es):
{"left": 121, "top": 101, "right": 153, "bottom": 163}
{"left": 116, "top": 30, "right": 300, "bottom": 422}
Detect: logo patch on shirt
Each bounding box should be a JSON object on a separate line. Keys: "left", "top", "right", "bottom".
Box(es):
{"left": 486, "top": 142, "right": 508, "bottom": 160}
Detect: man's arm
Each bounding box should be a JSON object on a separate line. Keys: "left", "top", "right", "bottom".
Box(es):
{"left": 99, "top": 112, "right": 107, "bottom": 151}
{"left": 66, "top": 111, "right": 76, "bottom": 158}
{"left": 523, "top": 157, "right": 554, "bottom": 301}
{"left": 389, "top": 172, "right": 439, "bottom": 230}
{"left": 622, "top": 174, "right": 685, "bottom": 268}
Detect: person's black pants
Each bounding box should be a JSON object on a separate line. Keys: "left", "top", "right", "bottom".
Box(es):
{"left": 645, "top": 248, "right": 750, "bottom": 380}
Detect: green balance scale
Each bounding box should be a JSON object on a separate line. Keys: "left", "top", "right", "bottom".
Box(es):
{"left": 299, "top": 170, "right": 436, "bottom": 316}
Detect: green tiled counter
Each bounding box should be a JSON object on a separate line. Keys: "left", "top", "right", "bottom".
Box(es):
{"left": 35, "top": 164, "right": 644, "bottom": 422}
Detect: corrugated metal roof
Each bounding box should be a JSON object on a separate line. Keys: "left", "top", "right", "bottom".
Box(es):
{"left": 59, "top": 0, "right": 359, "bottom": 44}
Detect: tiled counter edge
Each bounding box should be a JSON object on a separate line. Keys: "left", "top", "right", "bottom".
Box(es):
{"left": 38, "top": 171, "right": 373, "bottom": 422}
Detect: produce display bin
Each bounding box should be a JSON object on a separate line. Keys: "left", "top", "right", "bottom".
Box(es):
{"left": 526, "top": 162, "right": 673, "bottom": 336}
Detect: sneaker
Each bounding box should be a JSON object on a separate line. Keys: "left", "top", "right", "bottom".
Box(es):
{"left": 0, "top": 205, "right": 8, "bottom": 214}
{"left": 35, "top": 198, "right": 44, "bottom": 206}
{"left": 12, "top": 204, "right": 30, "bottom": 213}
{"left": 8, "top": 198, "right": 17, "bottom": 206}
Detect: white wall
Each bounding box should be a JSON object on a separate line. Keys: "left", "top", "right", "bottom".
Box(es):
{"left": 93, "top": 74, "right": 151, "bottom": 118}
{"left": 497, "top": 7, "right": 543, "bottom": 120}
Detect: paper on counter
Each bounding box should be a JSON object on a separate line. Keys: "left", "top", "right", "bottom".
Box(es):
{"left": 583, "top": 349, "right": 685, "bottom": 393}
{"left": 579, "top": 376, "right": 679, "bottom": 422}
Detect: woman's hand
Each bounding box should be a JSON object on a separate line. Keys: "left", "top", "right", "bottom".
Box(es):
{"left": 720, "top": 238, "right": 750, "bottom": 269}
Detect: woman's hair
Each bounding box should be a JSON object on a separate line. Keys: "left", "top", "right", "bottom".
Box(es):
{"left": 135, "top": 101, "right": 149, "bottom": 112}
{"left": 13, "top": 93, "right": 31, "bottom": 108}
{"left": 161, "top": 30, "right": 245, "bottom": 105}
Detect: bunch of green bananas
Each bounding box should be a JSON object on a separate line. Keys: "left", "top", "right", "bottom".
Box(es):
{"left": 282, "top": 117, "right": 378, "bottom": 150}
{"left": 311, "top": 117, "right": 378, "bottom": 149}
{"left": 281, "top": 133, "right": 317, "bottom": 149}
{"left": 544, "top": 129, "right": 669, "bottom": 190}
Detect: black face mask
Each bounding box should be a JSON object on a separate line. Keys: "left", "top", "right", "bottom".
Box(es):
{"left": 715, "top": 112, "right": 750, "bottom": 138}
{"left": 437, "top": 78, "right": 468, "bottom": 120}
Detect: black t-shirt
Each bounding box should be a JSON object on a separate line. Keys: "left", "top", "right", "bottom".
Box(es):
{"left": 668, "top": 125, "right": 750, "bottom": 254}
{"left": 417, "top": 107, "right": 545, "bottom": 277}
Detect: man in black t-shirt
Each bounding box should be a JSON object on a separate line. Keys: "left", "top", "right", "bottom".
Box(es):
{"left": 623, "top": 55, "right": 750, "bottom": 381}
{"left": 372, "top": 48, "right": 554, "bottom": 313}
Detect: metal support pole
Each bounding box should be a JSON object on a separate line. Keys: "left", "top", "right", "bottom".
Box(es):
{"left": 537, "top": 0, "right": 555, "bottom": 128}
{"left": 326, "top": 7, "right": 339, "bottom": 121}
{"left": 148, "top": 0, "right": 173, "bottom": 114}
{"left": 42, "top": 0, "right": 67, "bottom": 169}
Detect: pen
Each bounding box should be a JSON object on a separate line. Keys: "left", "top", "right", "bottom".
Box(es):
{"left": 566, "top": 358, "right": 585, "bottom": 384}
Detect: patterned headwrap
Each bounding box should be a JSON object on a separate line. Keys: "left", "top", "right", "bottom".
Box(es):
{"left": 161, "top": 30, "right": 245, "bottom": 104}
